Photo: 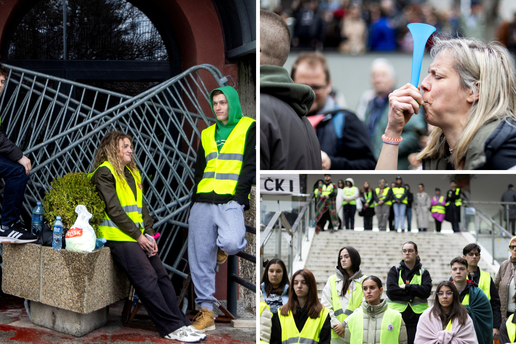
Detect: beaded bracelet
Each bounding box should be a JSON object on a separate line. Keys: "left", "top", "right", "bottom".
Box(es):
{"left": 382, "top": 134, "right": 403, "bottom": 145}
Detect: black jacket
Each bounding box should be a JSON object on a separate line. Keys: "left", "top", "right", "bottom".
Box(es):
{"left": 260, "top": 65, "right": 322, "bottom": 170}
{"left": 310, "top": 107, "right": 376, "bottom": 170}
{"left": 386, "top": 260, "right": 432, "bottom": 303}
{"left": 271, "top": 306, "right": 331, "bottom": 344}
{"left": 0, "top": 122, "right": 23, "bottom": 162}
{"left": 373, "top": 187, "right": 393, "bottom": 204}
{"left": 191, "top": 121, "right": 255, "bottom": 210}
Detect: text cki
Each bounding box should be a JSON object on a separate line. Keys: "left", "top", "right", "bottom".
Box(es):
{"left": 264, "top": 178, "right": 294, "bottom": 192}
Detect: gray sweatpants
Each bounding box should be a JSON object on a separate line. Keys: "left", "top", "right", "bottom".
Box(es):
{"left": 376, "top": 204, "right": 391, "bottom": 230}
{"left": 188, "top": 201, "right": 247, "bottom": 310}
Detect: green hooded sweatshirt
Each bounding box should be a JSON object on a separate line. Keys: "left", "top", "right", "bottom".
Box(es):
{"left": 209, "top": 86, "right": 243, "bottom": 152}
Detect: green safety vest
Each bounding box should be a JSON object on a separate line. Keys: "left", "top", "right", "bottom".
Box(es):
{"left": 260, "top": 302, "right": 271, "bottom": 344}
{"left": 478, "top": 270, "right": 491, "bottom": 301}
{"left": 279, "top": 306, "right": 329, "bottom": 344}
{"left": 197, "top": 116, "right": 255, "bottom": 196}
{"left": 392, "top": 187, "right": 407, "bottom": 204}
{"left": 89, "top": 161, "right": 144, "bottom": 242}
{"left": 431, "top": 196, "right": 445, "bottom": 214}
{"left": 343, "top": 186, "right": 357, "bottom": 205}
{"left": 347, "top": 307, "right": 402, "bottom": 344}
{"left": 445, "top": 188, "right": 462, "bottom": 207}
{"left": 329, "top": 274, "right": 366, "bottom": 339}
{"left": 375, "top": 187, "right": 392, "bottom": 206}
{"left": 387, "top": 268, "right": 428, "bottom": 314}
{"left": 363, "top": 191, "right": 375, "bottom": 208}
{"left": 445, "top": 319, "right": 452, "bottom": 331}
{"left": 507, "top": 314, "right": 516, "bottom": 343}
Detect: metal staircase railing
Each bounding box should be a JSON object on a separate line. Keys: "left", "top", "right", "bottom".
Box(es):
{"left": 260, "top": 193, "right": 314, "bottom": 279}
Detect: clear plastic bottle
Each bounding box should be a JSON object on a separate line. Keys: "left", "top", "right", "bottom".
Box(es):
{"left": 52, "top": 216, "right": 63, "bottom": 249}
{"left": 31, "top": 202, "right": 44, "bottom": 236}
{"left": 145, "top": 234, "right": 155, "bottom": 257}
{"left": 95, "top": 238, "right": 107, "bottom": 250}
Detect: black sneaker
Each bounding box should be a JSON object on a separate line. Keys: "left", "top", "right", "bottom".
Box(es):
{"left": 0, "top": 222, "right": 38, "bottom": 244}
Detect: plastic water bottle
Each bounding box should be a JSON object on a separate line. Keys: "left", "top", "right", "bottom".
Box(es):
{"left": 145, "top": 234, "right": 155, "bottom": 257}
{"left": 31, "top": 202, "right": 44, "bottom": 236}
{"left": 95, "top": 238, "right": 107, "bottom": 250}
{"left": 52, "top": 216, "right": 63, "bottom": 249}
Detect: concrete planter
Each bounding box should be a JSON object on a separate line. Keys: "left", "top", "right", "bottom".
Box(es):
{"left": 2, "top": 243, "right": 129, "bottom": 336}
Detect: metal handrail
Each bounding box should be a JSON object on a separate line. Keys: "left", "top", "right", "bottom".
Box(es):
{"left": 260, "top": 194, "right": 314, "bottom": 278}
{"left": 463, "top": 200, "right": 512, "bottom": 264}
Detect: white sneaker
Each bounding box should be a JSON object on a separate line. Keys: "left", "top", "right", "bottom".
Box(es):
{"left": 165, "top": 327, "right": 201, "bottom": 342}
{"left": 185, "top": 325, "right": 207, "bottom": 340}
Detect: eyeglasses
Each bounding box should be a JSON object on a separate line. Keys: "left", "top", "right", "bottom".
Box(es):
{"left": 466, "top": 252, "right": 480, "bottom": 257}
{"left": 303, "top": 84, "right": 328, "bottom": 94}
{"left": 437, "top": 291, "right": 453, "bottom": 296}
{"left": 402, "top": 249, "right": 415, "bottom": 254}
{"left": 510, "top": 245, "right": 516, "bottom": 250}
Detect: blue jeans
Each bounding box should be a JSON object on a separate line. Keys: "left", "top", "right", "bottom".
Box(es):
{"left": 406, "top": 208, "right": 412, "bottom": 231}
{"left": 0, "top": 155, "right": 29, "bottom": 226}
{"left": 393, "top": 202, "right": 406, "bottom": 230}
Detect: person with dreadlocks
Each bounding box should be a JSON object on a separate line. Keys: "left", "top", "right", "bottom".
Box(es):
{"left": 89, "top": 131, "right": 204, "bottom": 342}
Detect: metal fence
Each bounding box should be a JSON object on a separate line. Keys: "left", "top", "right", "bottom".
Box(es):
{"left": 0, "top": 63, "right": 228, "bottom": 279}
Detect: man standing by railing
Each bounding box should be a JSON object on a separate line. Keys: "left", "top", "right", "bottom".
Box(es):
{"left": 314, "top": 174, "right": 338, "bottom": 233}
{"left": 0, "top": 65, "right": 37, "bottom": 244}
{"left": 188, "top": 85, "right": 255, "bottom": 332}
{"left": 501, "top": 184, "right": 516, "bottom": 235}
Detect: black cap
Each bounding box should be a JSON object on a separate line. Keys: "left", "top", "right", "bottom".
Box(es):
{"left": 396, "top": 176, "right": 402, "bottom": 179}
{"left": 435, "top": 187, "right": 440, "bottom": 191}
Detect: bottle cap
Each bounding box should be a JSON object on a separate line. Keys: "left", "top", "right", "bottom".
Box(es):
{"left": 37, "top": 201, "right": 42, "bottom": 205}
{"left": 56, "top": 216, "right": 61, "bottom": 220}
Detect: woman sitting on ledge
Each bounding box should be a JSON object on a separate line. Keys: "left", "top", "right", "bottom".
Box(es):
{"left": 90, "top": 130, "right": 204, "bottom": 343}
{"left": 376, "top": 37, "right": 516, "bottom": 170}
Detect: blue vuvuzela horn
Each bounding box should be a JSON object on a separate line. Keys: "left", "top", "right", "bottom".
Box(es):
{"left": 407, "top": 23, "right": 436, "bottom": 88}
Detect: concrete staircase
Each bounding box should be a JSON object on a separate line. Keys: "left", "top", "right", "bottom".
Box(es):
{"left": 305, "top": 230, "right": 497, "bottom": 301}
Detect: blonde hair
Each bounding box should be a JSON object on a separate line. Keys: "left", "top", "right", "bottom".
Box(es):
{"left": 418, "top": 37, "right": 516, "bottom": 168}
{"left": 93, "top": 131, "right": 138, "bottom": 182}
{"left": 510, "top": 236, "right": 516, "bottom": 246}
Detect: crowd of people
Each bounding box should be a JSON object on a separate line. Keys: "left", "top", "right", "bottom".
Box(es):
{"left": 259, "top": 238, "right": 516, "bottom": 344}
{"left": 271, "top": 0, "right": 511, "bottom": 54}
{"left": 312, "top": 174, "right": 464, "bottom": 233}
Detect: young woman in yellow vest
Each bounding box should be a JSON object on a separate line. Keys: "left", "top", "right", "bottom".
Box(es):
{"left": 386, "top": 241, "right": 432, "bottom": 344}
{"left": 270, "top": 269, "right": 331, "bottom": 344}
{"left": 261, "top": 258, "right": 290, "bottom": 314}
{"left": 414, "top": 281, "right": 477, "bottom": 343}
{"left": 90, "top": 131, "right": 204, "bottom": 343}
{"left": 359, "top": 181, "right": 375, "bottom": 230}
{"left": 343, "top": 276, "right": 407, "bottom": 344}
{"left": 430, "top": 188, "right": 445, "bottom": 232}
{"left": 321, "top": 246, "right": 367, "bottom": 343}
{"left": 342, "top": 178, "right": 359, "bottom": 230}
{"left": 392, "top": 177, "right": 408, "bottom": 232}
{"left": 462, "top": 243, "right": 501, "bottom": 340}
{"left": 500, "top": 290, "right": 516, "bottom": 343}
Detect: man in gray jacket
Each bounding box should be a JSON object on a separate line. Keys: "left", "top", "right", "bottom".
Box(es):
{"left": 260, "top": 9, "right": 322, "bottom": 170}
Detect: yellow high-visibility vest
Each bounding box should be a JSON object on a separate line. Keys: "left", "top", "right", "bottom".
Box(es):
{"left": 431, "top": 196, "right": 445, "bottom": 214}
{"left": 320, "top": 184, "right": 334, "bottom": 196}
{"left": 197, "top": 116, "right": 255, "bottom": 196}
{"left": 445, "top": 188, "right": 462, "bottom": 207}
{"left": 279, "top": 306, "right": 329, "bottom": 344}
{"left": 477, "top": 270, "right": 491, "bottom": 301}
{"left": 343, "top": 186, "right": 357, "bottom": 205}
{"left": 506, "top": 314, "right": 516, "bottom": 343}
{"left": 347, "top": 307, "right": 402, "bottom": 344}
{"left": 375, "top": 187, "right": 392, "bottom": 206}
{"left": 392, "top": 187, "right": 407, "bottom": 204}
{"left": 461, "top": 293, "right": 470, "bottom": 305}
{"left": 364, "top": 191, "right": 375, "bottom": 208}
{"left": 387, "top": 268, "right": 428, "bottom": 314}
{"left": 328, "top": 274, "right": 366, "bottom": 339}
{"left": 445, "top": 319, "right": 452, "bottom": 331}
{"left": 89, "top": 161, "right": 144, "bottom": 242}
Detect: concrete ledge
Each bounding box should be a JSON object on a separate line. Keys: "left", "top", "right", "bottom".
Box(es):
{"left": 3, "top": 243, "right": 129, "bottom": 314}
{"left": 231, "top": 319, "right": 255, "bottom": 328}
{"left": 30, "top": 301, "right": 108, "bottom": 337}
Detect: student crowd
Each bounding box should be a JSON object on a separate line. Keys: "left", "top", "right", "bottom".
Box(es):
{"left": 314, "top": 175, "right": 463, "bottom": 234}
{"left": 260, "top": 239, "right": 516, "bottom": 344}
